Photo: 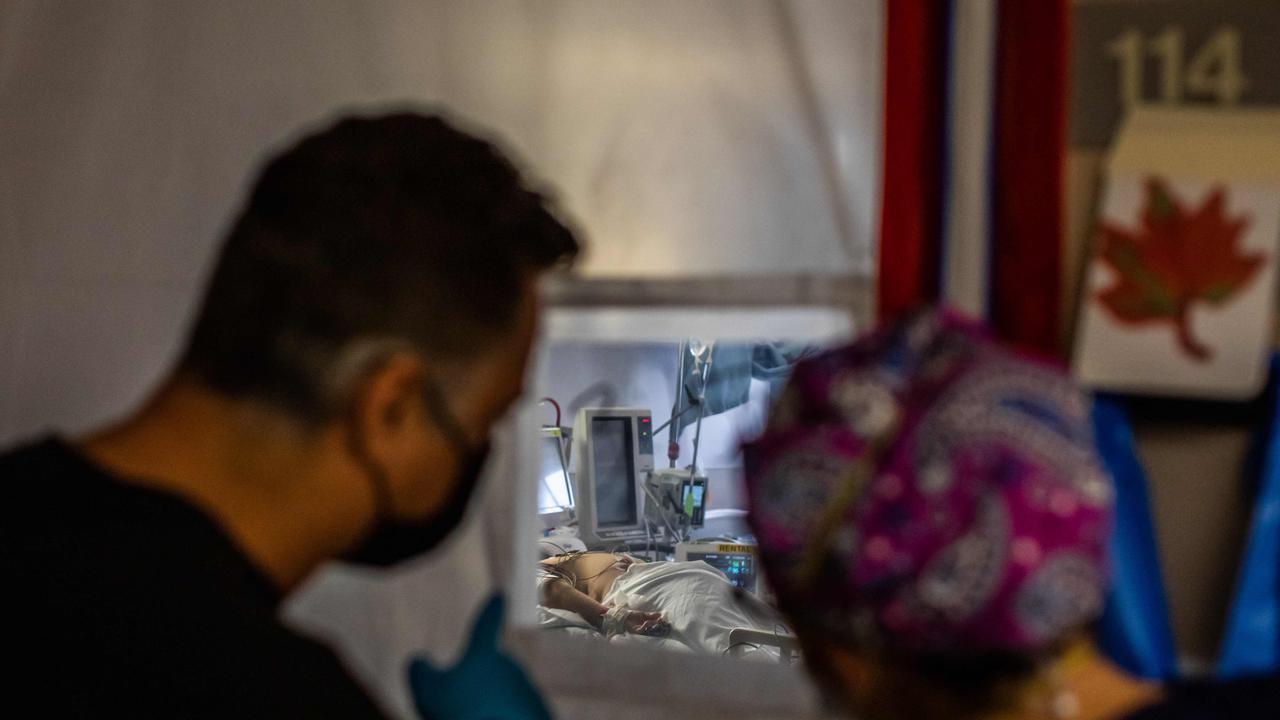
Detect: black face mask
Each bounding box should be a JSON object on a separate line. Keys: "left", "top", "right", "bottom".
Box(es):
{"left": 345, "top": 378, "right": 491, "bottom": 567}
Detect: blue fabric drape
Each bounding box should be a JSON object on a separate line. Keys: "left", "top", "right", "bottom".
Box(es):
{"left": 671, "top": 342, "right": 813, "bottom": 438}
{"left": 1219, "top": 356, "right": 1280, "bottom": 679}
{"left": 1093, "top": 395, "right": 1180, "bottom": 680}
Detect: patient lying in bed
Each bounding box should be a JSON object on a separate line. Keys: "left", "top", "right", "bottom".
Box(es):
{"left": 537, "top": 552, "right": 785, "bottom": 658}
{"left": 538, "top": 553, "right": 665, "bottom": 634}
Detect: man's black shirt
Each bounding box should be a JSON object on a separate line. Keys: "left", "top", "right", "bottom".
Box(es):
{"left": 1, "top": 437, "right": 389, "bottom": 718}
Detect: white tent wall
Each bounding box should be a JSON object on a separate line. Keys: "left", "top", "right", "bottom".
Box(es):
{"left": 0, "top": 0, "right": 882, "bottom": 444}
{"left": 0, "top": 1, "right": 881, "bottom": 717}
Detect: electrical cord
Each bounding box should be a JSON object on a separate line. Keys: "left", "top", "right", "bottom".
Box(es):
{"left": 537, "top": 550, "right": 634, "bottom": 590}
{"left": 537, "top": 397, "right": 561, "bottom": 428}
{"left": 539, "top": 538, "right": 572, "bottom": 556}
{"left": 723, "top": 642, "right": 763, "bottom": 657}
{"left": 642, "top": 482, "right": 682, "bottom": 541}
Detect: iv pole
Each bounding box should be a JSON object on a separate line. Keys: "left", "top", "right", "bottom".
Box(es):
{"left": 667, "top": 340, "right": 687, "bottom": 468}
{"left": 688, "top": 341, "right": 715, "bottom": 475}
{"left": 650, "top": 339, "right": 715, "bottom": 545}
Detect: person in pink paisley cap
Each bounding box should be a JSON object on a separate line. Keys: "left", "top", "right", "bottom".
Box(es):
{"left": 744, "top": 309, "right": 1279, "bottom": 720}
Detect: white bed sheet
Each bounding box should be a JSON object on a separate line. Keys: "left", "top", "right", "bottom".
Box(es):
{"left": 537, "top": 560, "right": 787, "bottom": 659}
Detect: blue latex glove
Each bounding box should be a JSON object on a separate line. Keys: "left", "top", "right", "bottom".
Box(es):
{"left": 408, "top": 595, "right": 552, "bottom": 720}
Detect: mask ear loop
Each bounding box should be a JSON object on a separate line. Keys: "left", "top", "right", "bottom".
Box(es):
{"left": 340, "top": 350, "right": 431, "bottom": 526}
{"left": 344, "top": 399, "right": 397, "bottom": 524}
{"left": 332, "top": 342, "right": 413, "bottom": 526}
{"left": 420, "top": 374, "right": 476, "bottom": 461}
{"left": 343, "top": 366, "right": 476, "bottom": 527}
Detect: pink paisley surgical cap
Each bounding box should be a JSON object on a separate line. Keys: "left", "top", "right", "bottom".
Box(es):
{"left": 743, "top": 308, "right": 1113, "bottom": 654}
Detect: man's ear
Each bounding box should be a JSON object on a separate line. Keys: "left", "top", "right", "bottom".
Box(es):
{"left": 350, "top": 353, "right": 428, "bottom": 456}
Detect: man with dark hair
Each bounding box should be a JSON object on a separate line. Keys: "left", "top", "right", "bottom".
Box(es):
{"left": 2, "top": 112, "right": 579, "bottom": 717}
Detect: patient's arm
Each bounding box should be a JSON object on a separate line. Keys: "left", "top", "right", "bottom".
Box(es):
{"left": 538, "top": 578, "right": 666, "bottom": 635}
{"left": 539, "top": 576, "right": 608, "bottom": 629}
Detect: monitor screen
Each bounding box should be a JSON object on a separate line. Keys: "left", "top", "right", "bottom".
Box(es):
{"left": 537, "top": 434, "right": 572, "bottom": 513}
{"left": 591, "top": 417, "right": 636, "bottom": 527}
{"left": 688, "top": 552, "right": 757, "bottom": 592}
{"left": 680, "top": 478, "right": 707, "bottom": 526}
{"left": 681, "top": 482, "right": 705, "bottom": 514}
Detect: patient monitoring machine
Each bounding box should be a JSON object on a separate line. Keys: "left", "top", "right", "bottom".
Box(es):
{"left": 536, "top": 426, "right": 574, "bottom": 527}
{"left": 644, "top": 468, "right": 707, "bottom": 539}
{"left": 564, "top": 407, "right": 713, "bottom": 550}
{"left": 675, "top": 542, "right": 762, "bottom": 594}
{"left": 571, "top": 407, "right": 656, "bottom": 549}
{"left": 565, "top": 407, "right": 716, "bottom": 545}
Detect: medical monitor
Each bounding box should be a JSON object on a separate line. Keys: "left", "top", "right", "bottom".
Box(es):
{"left": 536, "top": 427, "right": 573, "bottom": 526}
{"left": 680, "top": 476, "right": 708, "bottom": 528}
{"left": 572, "top": 408, "right": 654, "bottom": 549}
{"left": 676, "top": 542, "right": 760, "bottom": 594}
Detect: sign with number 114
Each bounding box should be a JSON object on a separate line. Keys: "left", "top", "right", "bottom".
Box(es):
{"left": 1107, "top": 27, "right": 1247, "bottom": 108}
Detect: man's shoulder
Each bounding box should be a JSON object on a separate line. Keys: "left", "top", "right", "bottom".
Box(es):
{"left": 0, "top": 435, "right": 153, "bottom": 543}
{"left": 0, "top": 435, "right": 389, "bottom": 718}
{"left": 169, "top": 607, "right": 392, "bottom": 718}
{"left": 0, "top": 435, "right": 92, "bottom": 533}
{"left": 0, "top": 434, "right": 65, "bottom": 478}
{"left": 13, "top": 599, "right": 390, "bottom": 718}
{"left": 0, "top": 435, "right": 113, "bottom": 506}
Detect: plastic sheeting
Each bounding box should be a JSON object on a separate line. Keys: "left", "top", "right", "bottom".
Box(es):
{"left": 0, "top": 0, "right": 881, "bottom": 444}
{"left": 669, "top": 341, "right": 814, "bottom": 440}
{"left": 0, "top": 3, "right": 882, "bottom": 716}
{"left": 1219, "top": 356, "right": 1280, "bottom": 678}
{"left": 1092, "top": 396, "right": 1180, "bottom": 680}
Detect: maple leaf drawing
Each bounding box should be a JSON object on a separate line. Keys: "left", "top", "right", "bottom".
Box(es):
{"left": 1095, "top": 177, "right": 1262, "bottom": 362}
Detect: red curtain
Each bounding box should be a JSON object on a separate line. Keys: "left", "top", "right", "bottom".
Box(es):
{"left": 989, "top": 0, "right": 1069, "bottom": 355}
{"left": 877, "top": 1, "right": 949, "bottom": 321}
{"left": 879, "top": 0, "right": 1069, "bottom": 357}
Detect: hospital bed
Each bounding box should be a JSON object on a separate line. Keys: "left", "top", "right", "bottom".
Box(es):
{"left": 536, "top": 556, "right": 798, "bottom": 663}
{"left": 727, "top": 627, "right": 802, "bottom": 664}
